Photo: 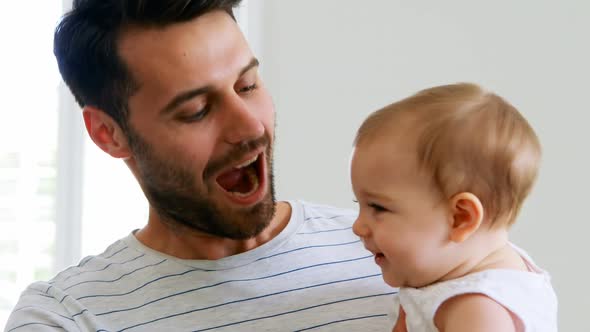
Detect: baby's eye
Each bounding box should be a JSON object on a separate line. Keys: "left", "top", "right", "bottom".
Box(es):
{"left": 369, "top": 203, "right": 388, "bottom": 213}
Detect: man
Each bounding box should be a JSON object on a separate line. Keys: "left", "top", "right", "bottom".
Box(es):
{"left": 6, "top": 1, "right": 394, "bottom": 330}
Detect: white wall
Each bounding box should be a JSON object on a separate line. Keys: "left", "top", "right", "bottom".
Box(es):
{"left": 75, "top": 1, "right": 588, "bottom": 329}
{"left": 250, "top": 0, "right": 588, "bottom": 330}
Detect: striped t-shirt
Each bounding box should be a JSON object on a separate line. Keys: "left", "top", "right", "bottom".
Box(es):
{"left": 6, "top": 200, "right": 396, "bottom": 331}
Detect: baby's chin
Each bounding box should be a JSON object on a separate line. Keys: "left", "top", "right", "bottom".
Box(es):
{"left": 382, "top": 272, "right": 405, "bottom": 288}
{"left": 383, "top": 271, "right": 436, "bottom": 288}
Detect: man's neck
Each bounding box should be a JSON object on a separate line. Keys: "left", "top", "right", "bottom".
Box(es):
{"left": 134, "top": 201, "right": 292, "bottom": 260}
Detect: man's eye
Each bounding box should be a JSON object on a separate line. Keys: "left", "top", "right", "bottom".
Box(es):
{"left": 239, "top": 83, "right": 258, "bottom": 93}
{"left": 184, "top": 105, "right": 210, "bottom": 122}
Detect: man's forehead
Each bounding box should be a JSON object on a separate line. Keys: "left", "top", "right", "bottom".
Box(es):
{"left": 119, "top": 11, "right": 253, "bottom": 117}
{"left": 117, "top": 11, "right": 246, "bottom": 78}
{"left": 119, "top": 10, "right": 236, "bottom": 44}
{"left": 121, "top": 12, "right": 252, "bottom": 88}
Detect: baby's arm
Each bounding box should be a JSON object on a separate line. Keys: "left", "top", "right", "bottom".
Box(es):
{"left": 435, "top": 294, "right": 516, "bottom": 332}
{"left": 391, "top": 305, "right": 407, "bottom": 332}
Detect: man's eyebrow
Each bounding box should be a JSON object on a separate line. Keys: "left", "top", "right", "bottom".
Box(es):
{"left": 160, "top": 57, "right": 260, "bottom": 115}
{"left": 239, "top": 57, "right": 259, "bottom": 77}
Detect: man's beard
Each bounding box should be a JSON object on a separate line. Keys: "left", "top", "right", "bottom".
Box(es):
{"left": 126, "top": 126, "right": 276, "bottom": 240}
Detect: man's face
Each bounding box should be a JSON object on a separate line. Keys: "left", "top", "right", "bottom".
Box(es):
{"left": 118, "top": 10, "right": 276, "bottom": 239}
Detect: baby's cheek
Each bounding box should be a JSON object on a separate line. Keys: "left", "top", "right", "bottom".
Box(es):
{"left": 407, "top": 248, "right": 438, "bottom": 272}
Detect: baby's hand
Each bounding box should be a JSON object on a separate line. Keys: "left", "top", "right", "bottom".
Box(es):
{"left": 392, "top": 305, "right": 407, "bottom": 332}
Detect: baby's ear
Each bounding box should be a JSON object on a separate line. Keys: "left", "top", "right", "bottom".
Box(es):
{"left": 448, "top": 192, "right": 484, "bottom": 243}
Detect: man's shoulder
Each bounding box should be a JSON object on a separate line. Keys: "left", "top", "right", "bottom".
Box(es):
{"left": 295, "top": 200, "right": 358, "bottom": 226}
{"left": 48, "top": 238, "right": 137, "bottom": 288}
{"left": 5, "top": 236, "right": 161, "bottom": 330}
{"left": 5, "top": 280, "right": 78, "bottom": 331}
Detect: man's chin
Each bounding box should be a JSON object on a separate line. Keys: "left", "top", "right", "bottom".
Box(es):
{"left": 219, "top": 194, "right": 276, "bottom": 239}
{"left": 172, "top": 188, "right": 276, "bottom": 240}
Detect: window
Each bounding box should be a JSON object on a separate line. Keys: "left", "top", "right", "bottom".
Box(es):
{"left": 0, "top": 1, "right": 63, "bottom": 326}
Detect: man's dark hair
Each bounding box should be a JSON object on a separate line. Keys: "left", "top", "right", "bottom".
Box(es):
{"left": 54, "top": 0, "right": 241, "bottom": 131}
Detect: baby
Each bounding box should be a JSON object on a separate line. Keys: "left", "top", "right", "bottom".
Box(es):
{"left": 351, "top": 83, "right": 557, "bottom": 331}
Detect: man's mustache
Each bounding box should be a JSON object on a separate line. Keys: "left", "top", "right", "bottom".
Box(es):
{"left": 203, "top": 134, "right": 270, "bottom": 180}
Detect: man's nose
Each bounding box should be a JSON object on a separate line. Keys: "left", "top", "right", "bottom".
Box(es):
{"left": 221, "top": 94, "right": 265, "bottom": 144}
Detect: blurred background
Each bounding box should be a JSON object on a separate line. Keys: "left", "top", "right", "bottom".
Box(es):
{"left": 1, "top": 0, "right": 588, "bottom": 330}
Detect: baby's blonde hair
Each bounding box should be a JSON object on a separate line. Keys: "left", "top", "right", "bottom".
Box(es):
{"left": 354, "top": 83, "right": 541, "bottom": 227}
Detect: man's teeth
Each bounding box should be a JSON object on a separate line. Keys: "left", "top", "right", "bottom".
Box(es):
{"left": 234, "top": 155, "right": 258, "bottom": 169}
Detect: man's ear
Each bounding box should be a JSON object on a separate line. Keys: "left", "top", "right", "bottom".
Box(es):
{"left": 83, "top": 106, "right": 132, "bottom": 159}
{"left": 448, "top": 192, "right": 484, "bottom": 243}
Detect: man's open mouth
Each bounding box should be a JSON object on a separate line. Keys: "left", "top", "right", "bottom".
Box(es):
{"left": 215, "top": 152, "right": 264, "bottom": 198}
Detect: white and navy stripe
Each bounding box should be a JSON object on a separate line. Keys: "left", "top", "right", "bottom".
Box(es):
{"left": 6, "top": 201, "right": 396, "bottom": 331}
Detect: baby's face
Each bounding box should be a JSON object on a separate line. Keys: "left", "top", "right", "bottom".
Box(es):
{"left": 351, "top": 137, "right": 454, "bottom": 288}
